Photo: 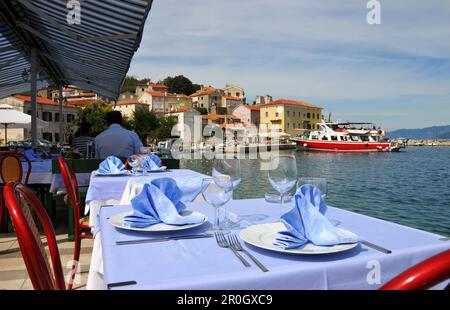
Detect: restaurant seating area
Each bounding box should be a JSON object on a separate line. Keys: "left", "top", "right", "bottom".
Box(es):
{"left": 1, "top": 150, "right": 449, "bottom": 290}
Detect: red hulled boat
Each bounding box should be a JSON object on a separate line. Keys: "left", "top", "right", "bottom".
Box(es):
{"left": 290, "top": 121, "right": 405, "bottom": 152}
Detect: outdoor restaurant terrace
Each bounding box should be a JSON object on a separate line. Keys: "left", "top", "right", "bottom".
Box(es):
{"left": 0, "top": 0, "right": 449, "bottom": 296}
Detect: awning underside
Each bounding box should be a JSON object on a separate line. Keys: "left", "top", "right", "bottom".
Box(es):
{"left": 0, "top": 0, "right": 153, "bottom": 100}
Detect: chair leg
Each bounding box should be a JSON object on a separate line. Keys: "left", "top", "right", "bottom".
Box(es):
{"left": 68, "top": 232, "right": 81, "bottom": 290}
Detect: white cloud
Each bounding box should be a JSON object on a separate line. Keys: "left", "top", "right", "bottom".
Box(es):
{"left": 128, "top": 0, "right": 450, "bottom": 128}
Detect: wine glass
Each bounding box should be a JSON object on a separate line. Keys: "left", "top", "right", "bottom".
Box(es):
{"left": 212, "top": 155, "right": 241, "bottom": 227}
{"left": 297, "top": 178, "right": 328, "bottom": 198}
{"left": 268, "top": 154, "right": 298, "bottom": 217}
{"left": 127, "top": 155, "right": 141, "bottom": 175}
{"left": 297, "top": 177, "right": 340, "bottom": 226}
{"left": 201, "top": 176, "right": 233, "bottom": 233}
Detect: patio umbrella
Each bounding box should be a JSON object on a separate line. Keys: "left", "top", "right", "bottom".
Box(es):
{"left": 0, "top": 104, "right": 48, "bottom": 145}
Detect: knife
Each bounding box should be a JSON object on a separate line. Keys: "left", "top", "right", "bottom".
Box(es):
{"left": 116, "top": 233, "right": 213, "bottom": 245}
{"left": 107, "top": 280, "right": 137, "bottom": 289}
{"left": 362, "top": 240, "right": 392, "bottom": 254}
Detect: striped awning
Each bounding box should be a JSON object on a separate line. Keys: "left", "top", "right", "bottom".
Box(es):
{"left": 0, "top": 0, "right": 153, "bottom": 100}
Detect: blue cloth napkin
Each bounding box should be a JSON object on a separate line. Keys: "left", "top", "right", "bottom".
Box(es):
{"left": 139, "top": 154, "right": 163, "bottom": 171}
{"left": 274, "top": 184, "right": 362, "bottom": 249}
{"left": 21, "top": 149, "right": 41, "bottom": 161}
{"left": 98, "top": 156, "right": 126, "bottom": 174}
{"left": 123, "top": 178, "right": 206, "bottom": 228}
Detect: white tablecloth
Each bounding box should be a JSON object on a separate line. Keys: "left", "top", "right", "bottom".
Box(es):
{"left": 87, "top": 199, "right": 450, "bottom": 290}
{"left": 85, "top": 169, "right": 208, "bottom": 227}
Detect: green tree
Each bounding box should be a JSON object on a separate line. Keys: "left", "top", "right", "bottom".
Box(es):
{"left": 160, "top": 75, "right": 200, "bottom": 96}
{"left": 130, "top": 109, "right": 160, "bottom": 144}
{"left": 77, "top": 101, "right": 112, "bottom": 135}
{"left": 151, "top": 115, "right": 178, "bottom": 139}
{"left": 121, "top": 76, "right": 152, "bottom": 93}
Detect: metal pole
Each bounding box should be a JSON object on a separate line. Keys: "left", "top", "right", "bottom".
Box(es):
{"left": 4, "top": 124, "right": 7, "bottom": 146}
{"left": 30, "top": 47, "right": 38, "bottom": 148}
{"left": 59, "top": 85, "right": 64, "bottom": 145}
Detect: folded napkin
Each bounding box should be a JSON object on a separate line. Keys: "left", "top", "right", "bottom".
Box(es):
{"left": 123, "top": 178, "right": 206, "bottom": 228}
{"left": 274, "top": 184, "right": 362, "bottom": 249}
{"left": 139, "top": 154, "right": 163, "bottom": 171}
{"left": 98, "top": 156, "right": 126, "bottom": 174}
{"left": 21, "top": 149, "right": 41, "bottom": 161}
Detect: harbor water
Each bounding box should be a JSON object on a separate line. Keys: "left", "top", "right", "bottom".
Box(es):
{"left": 181, "top": 146, "right": 450, "bottom": 236}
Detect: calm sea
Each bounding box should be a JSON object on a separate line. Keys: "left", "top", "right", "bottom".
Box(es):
{"left": 181, "top": 146, "right": 450, "bottom": 236}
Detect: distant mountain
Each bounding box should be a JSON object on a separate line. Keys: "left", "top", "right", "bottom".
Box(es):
{"left": 388, "top": 125, "right": 450, "bottom": 139}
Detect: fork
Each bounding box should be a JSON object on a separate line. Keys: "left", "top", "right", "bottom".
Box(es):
{"left": 228, "top": 234, "right": 269, "bottom": 272}
{"left": 215, "top": 232, "right": 250, "bottom": 267}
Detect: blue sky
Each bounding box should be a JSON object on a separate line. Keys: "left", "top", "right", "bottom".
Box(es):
{"left": 128, "top": 0, "right": 450, "bottom": 130}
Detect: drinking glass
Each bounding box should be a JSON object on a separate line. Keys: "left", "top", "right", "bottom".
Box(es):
{"left": 127, "top": 155, "right": 141, "bottom": 175}
{"left": 297, "top": 178, "right": 328, "bottom": 197}
{"left": 201, "top": 176, "right": 233, "bottom": 233}
{"left": 268, "top": 154, "right": 298, "bottom": 217}
{"left": 212, "top": 156, "right": 241, "bottom": 227}
{"left": 297, "top": 177, "right": 340, "bottom": 226}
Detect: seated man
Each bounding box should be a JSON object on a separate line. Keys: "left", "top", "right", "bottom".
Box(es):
{"left": 94, "top": 111, "right": 143, "bottom": 159}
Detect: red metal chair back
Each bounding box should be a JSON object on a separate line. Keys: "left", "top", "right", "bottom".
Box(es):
{"left": 380, "top": 249, "right": 450, "bottom": 290}
{"left": 57, "top": 156, "right": 81, "bottom": 219}
{"left": 3, "top": 182, "right": 65, "bottom": 290}
{"left": 0, "top": 151, "right": 31, "bottom": 184}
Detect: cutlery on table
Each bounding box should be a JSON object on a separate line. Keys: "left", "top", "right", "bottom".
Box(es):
{"left": 439, "top": 237, "right": 450, "bottom": 241}
{"left": 215, "top": 232, "right": 251, "bottom": 267}
{"left": 116, "top": 233, "right": 213, "bottom": 245}
{"left": 361, "top": 240, "right": 392, "bottom": 254}
{"left": 228, "top": 233, "right": 268, "bottom": 272}
{"left": 107, "top": 280, "right": 137, "bottom": 289}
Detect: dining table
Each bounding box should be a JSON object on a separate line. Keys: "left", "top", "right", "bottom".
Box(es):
{"left": 84, "top": 169, "right": 208, "bottom": 227}
{"left": 86, "top": 191, "right": 450, "bottom": 290}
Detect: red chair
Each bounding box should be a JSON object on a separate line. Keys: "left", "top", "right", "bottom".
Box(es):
{"left": 3, "top": 182, "right": 66, "bottom": 290}
{"left": 57, "top": 156, "right": 92, "bottom": 290}
{"left": 0, "top": 151, "right": 31, "bottom": 232}
{"left": 380, "top": 249, "right": 450, "bottom": 290}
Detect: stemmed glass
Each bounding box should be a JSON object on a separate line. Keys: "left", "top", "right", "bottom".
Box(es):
{"left": 268, "top": 154, "right": 298, "bottom": 217}
{"left": 212, "top": 155, "right": 241, "bottom": 227}
{"left": 201, "top": 176, "right": 233, "bottom": 233}
{"left": 128, "top": 155, "right": 142, "bottom": 175}
{"left": 297, "top": 177, "right": 340, "bottom": 226}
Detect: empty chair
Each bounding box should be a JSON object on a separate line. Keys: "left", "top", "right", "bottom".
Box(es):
{"left": 57, "top": 156, "right": 92, "bottom": 290}
{"left": 2, "top": 182, "right": 66, "bottom": 290}
{"left": 0, "top": 151, "right": 31, "bottom": 232}
{"left": 380, "top": 249, "right": 450, "bottom": 290}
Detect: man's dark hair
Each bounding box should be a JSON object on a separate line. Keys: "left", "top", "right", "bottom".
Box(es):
{"left": 106, "top": 111, "right": 123, "bottom": 126}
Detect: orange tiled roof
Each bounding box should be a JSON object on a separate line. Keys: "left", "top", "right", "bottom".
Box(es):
{"left": 190, "top": 87, "right": 217, "bottom": 97}
{"left": 244, "top": 105, "right": 260, "bottom": 111}
{"left": 150, "top": 83, "right": 168, "bottom": 89}
{"left": 260, "top": 99, "right": 321, "bottom": 109}
{"left": 166, "top": 107, "right": 190, "bottom": 114}
{"left": 15, "top": 95, "right": 78, "bottom": 107}
{"left": 147, "top": 91, "right": 167, "bottom": 97}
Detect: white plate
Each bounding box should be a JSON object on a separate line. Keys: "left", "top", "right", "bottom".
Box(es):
{"left": 109, "top": 210, "right": 208, "bottom": 232}
{"left": 239, "top": 222, "right": 359, "bottom": 255}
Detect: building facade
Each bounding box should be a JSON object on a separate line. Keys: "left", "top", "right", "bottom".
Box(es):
{"left": 167, "top": 93, "right": 192, "bottom": 112}
{"left": 254, "top": 95, "right": 273, "bottom": 105}
{"left": 190, "top": 87, "right": 223, "bottom": 113}
{"left": 232, "top": 104, "right": 260, "bottom": 127}
{"left": 221, "top": 95, "right": 243, "bottom": 114}
{"left": 113, "top": 100, "right": 150, "bottom": 118}
{"left": 138, "top": 91, "right": 167, "bottom": 115}
{"left": 259, "top": 99, "right": 323, "bottom": 135}
{"left": 0, "top": 95, "right": 79, "bottom": 144}
{"left": 223, "top": 84, "right": 245, "bottom": 100}
{"left": 168, "top": 108, "right": 202, "bottom": 143}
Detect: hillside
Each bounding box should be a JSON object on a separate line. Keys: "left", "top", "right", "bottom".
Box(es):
{"left": 388, "top": 125, "right": 450, "bottom": 139}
